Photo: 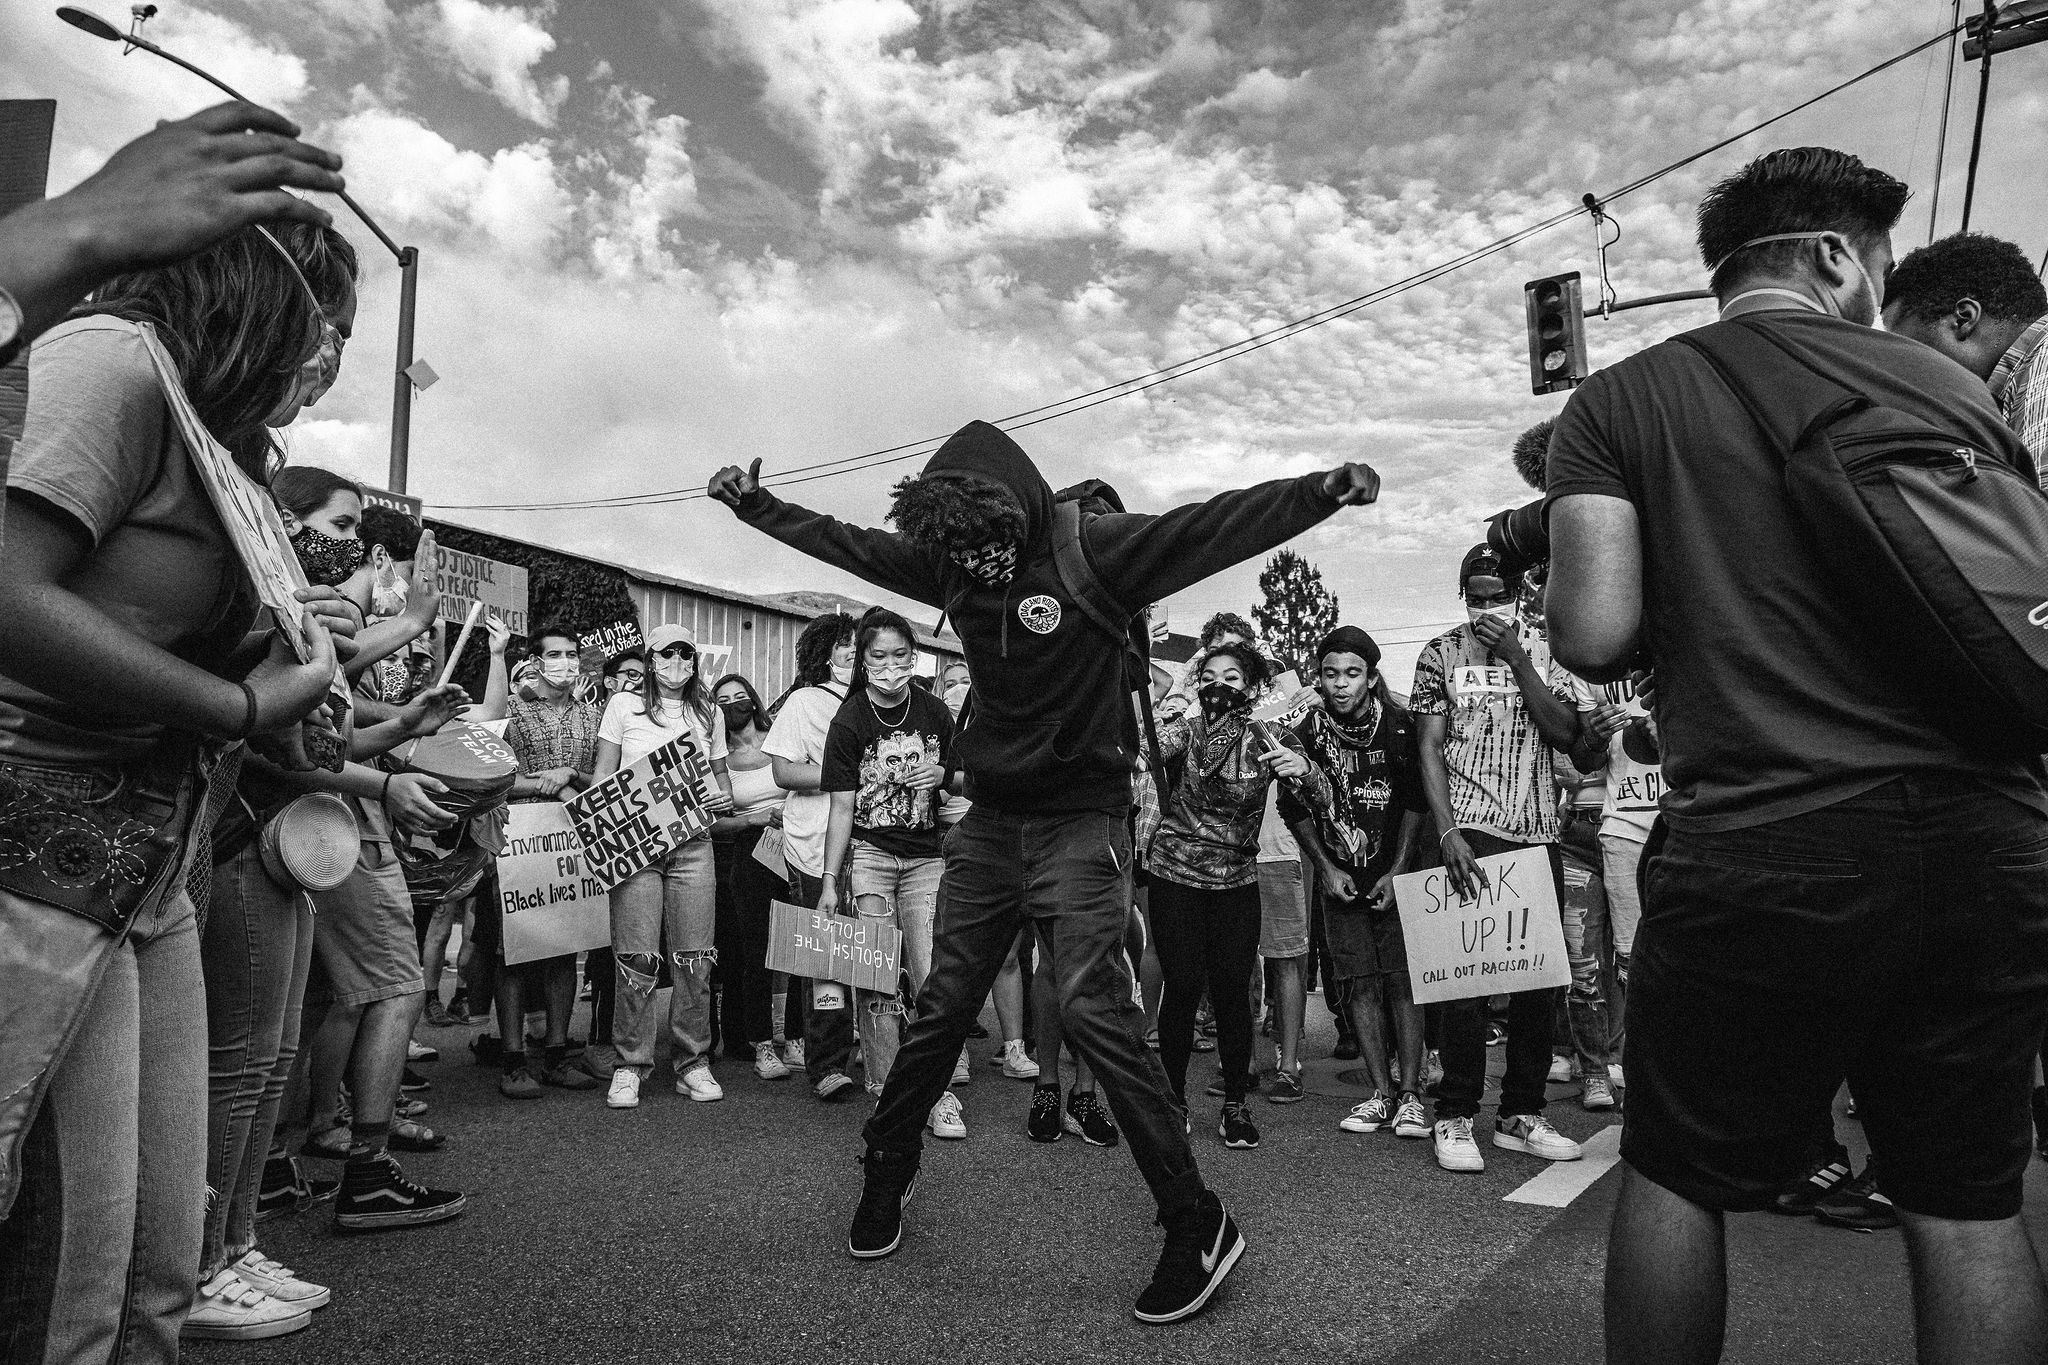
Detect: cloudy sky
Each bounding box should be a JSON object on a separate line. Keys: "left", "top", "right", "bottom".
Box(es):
{"left": 6, "top": 0, "right": 2044, "bottom": 683}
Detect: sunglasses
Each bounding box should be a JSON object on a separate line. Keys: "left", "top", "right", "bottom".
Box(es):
{"left": 654, "top": 644, "right": 695, "bottom": 660}
{"left": 614, "top": 669, "right": 646, "bottom": 683}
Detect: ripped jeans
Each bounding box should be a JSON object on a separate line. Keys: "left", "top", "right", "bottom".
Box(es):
{"left": 1558, "top": 813, "right": 1614, "bottom": 1075}
{"left": 849, "top": 842, "right": 943, "bottom": 1091}
{"left": 609, "top": 838, "right": 717, "bottom": 1079}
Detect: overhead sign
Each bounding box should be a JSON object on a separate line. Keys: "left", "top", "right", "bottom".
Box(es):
{"left": 361, "top": 485, "right": 423, "bottom": 522}
{"left": 1392, "top": 848, "right": 1570, "bottom": 1004}
{"left": 564, "top": 733, "right": 717, "bottom": 891}
{"left": 497, "top": 803, "right": 609, "bottom": 965}
{"left": 435, "top": 546, "right": 529, "bottom": 638}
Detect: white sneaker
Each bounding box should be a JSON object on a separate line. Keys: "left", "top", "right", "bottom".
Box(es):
{"left": 1546, "top": 1054, "right": 1575, "bottom": 1084}
{"left": 1581, "top": 1075, "right": 1617, "bottom": 1111}
{"left": 754, "top": 1042, "right": 791, "bottom": 1080}
{"left": 1434, "top": 1117, "right": 1485, "bottom": 1173}
{"left": 927, "top": 1090, "right": 967, "bottom": 1140}
{"left": 1340, "top": 1092, "right": 1393, "bottom": 1133}
{"left": 181, "top": 1271, "right": 311, "bottom": 1340}
{"left": 1393, "top": 1093, "right": 1431, "bottom": 1139}
{"left": 1495, "top": 1113, "right": 1583, "bottom": 1161}
{"left": 951, "top": 1051, "right": 972, "bottom": 1087}
{"left": 607, "top": 1068, "right": 641, "bottom": 1109}
{"left": 999, "top": 1040, "right": 1040, "bottom": 1080}
{"left": 1609, "top": 1062, "right": 1625, "bottom": 1088}
{"left": 229, "top": 1250, "right": 330, "bottom": 1311}
{"left": 407, "top": 1038, "right": 438, "bottom": 1063}
{"left": 677, "top": 1065, "right": 725, "bottom": 1102}
{"left": 782, "top": 1039, "right": 806, "bottom": 1070}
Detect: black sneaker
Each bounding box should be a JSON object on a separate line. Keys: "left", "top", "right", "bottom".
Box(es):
{"left": 1027, "top": 1083, "right": 1064, "bottom": 1143}
{"left": 1064, "top": 1089, "right": 1120, "bottom": 1147}
{"left": 1812, "top": 1160, "right": 1899, "bottom": 1232}
{"left": 1218, "top": 1102, "right": 1260, "bottom": 1150}
{"left": 1770, "top": 1142, "right": 1852, "bottom": 1216}
{"left": 255, "top": 1154, "right": 338, "bottom": 1221}
{"left": 333, "top": 1151, "right": 465, "bottom": 1232}
{"left": 1266, "top": 1068, "right": 1305, "bottom": 1104}
{"left": 444, "top": 990, "right": 477, "bottom": 1025}
{"left": 1133, "top": 1190, "right": 1245, "bottom": 1324}
{"left": 847, "top": 1149, "right": 918, "bottom": 1259}
{"left": 400, "top": 1067, "right": 430, "bottom": 1093}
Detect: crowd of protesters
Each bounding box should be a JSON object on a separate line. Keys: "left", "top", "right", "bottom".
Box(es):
{"left": 0, "top": 97, "right": 2044, "bottom": 1365}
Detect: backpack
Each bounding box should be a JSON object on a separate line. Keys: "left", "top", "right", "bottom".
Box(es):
{"left": 1677, "top": 318, "right": 2048, "bottom": 756}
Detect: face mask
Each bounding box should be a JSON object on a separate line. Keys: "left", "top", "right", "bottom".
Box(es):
{"left": 1197, "top": 681, "right": 1249, "bottom": 724}
{"left": 655, "top": 657, "right": 694, "bottom": 688}
{"left": 868, "top": 661, "right": 915, "bottom": 692}
{"left": 952, "top": 540, "right": 1018, "bottom": 588}
{"left": 540, "top": 659, "right": 580, "bottom": 687}
{"left": 718, "top": 699, "right": 755, "bottom": 734}
{"left": 1468, "top": 605, "right": 1516, "bottom": 629}
{"left": 370, "top": 560, "right": 409, "bottom": 620}
{"left": 829, "top": 660, "right": 855, "bottom": 687}
{"left": 290, "top": 524, "right": 365, "bottom": 587}
{"left": 1715, "top": 231, "right": 1882, "bottom": 327}
{"left": 944, "top": 682, "right": 970, "bottom": 717}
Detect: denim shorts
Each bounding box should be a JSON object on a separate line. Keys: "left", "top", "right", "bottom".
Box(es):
{"left": 1256, "top": 858, "right": 1308, "bottom": 958}
{"left": 306, "top": 841, "right": 423, "bottom": 1007}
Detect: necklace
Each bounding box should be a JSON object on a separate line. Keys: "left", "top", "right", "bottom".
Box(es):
{"left": 867, "top": 689, "right": 912, "bottom": 727}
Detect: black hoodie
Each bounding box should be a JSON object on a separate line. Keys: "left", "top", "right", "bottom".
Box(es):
{"left": 734, "top": 420, "right": 1344, "bottom": 813}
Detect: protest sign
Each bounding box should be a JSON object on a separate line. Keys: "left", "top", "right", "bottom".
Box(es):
{"left": 580, "top": 620, "right": 643, "bottom": 659}
{"left": 361, "top": 486, "right": 423, "bottom": 522}
{"left": 751, "top": 825, "right": 788, "bottom": 880}
{"left": 497, "top": 804, "right": 610, "bottom": 965}
{"left": 765, "top": 900, "right": 902, "bottom": 991}
{"left": 1391, "top": 848, "right": 1570, "bottom": 1004}
{"left": 1252, "top": 671, "right": 1317, "bottom": 727}
{"left": 565, "top": 734, "right": 717, "bottom": 891}
{"left": 435, "top": 545, "right": 529, "bottom": 638}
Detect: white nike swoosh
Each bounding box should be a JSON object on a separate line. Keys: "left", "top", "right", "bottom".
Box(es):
{"left": 1201, "top": 1219, "right": 1225, "bottom": 1274}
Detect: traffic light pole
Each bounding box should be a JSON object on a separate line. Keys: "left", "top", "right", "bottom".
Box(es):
{"left": 1961, "top": 0, "right": 1998, "bottom": 231}
{"left": 1956, "top": 0, "right": 2048, "bottom": 233}
{"left": 1582, "top": 289, "right": 1715, "bottom": 318}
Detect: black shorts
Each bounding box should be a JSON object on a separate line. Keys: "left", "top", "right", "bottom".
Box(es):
{"left": 1324, "top": 900, "right": 1410, "bottom": 1000}
{"left": 1625, "top": 774, "right": 2048, "bottom": 1221}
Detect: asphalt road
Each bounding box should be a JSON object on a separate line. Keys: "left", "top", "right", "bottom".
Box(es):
{"left": 189, "top": 991, "right": 2047, "bottom": 1365}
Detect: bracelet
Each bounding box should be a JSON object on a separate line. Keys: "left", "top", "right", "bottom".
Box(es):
{"left": 1438, "top": 829, "right": 1463, "bottom": 847}
{"left": 381, "top": 772, "right": 393, "bottom": 805}
{"left": 234, "top": 681, "right": 259, "bottom": 740}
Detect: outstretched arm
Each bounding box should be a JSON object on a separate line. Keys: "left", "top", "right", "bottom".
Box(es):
{"left": 709, "top": 458, "right": 944, "bottom": 608}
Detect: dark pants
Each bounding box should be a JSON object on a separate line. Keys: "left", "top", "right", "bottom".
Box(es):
{"left": 790, "top": 868, "right": 855, "bottom": 1084}
{"left": 864, "top": 806, "right": 1205, "bottom": 1220}
{"left": 716, "top": 829, "right": 796, "bottom": 1047}
{"left": 1150, "top": 878, "right": 1261, "bottom": 1103}
{"left": 1435, "top": 832, "right": 1565, "bottom": 1121}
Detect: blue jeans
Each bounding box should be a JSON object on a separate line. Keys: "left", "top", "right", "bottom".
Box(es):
{"left": 864, "top": 806, "right": 1205, "bottom": 1219}
{"left": 1558, "top": 812, "right": 1613, "bottom": 1074}
{"left": 849, "top": 843, "right": 943, "bottom": 1090}
{"left": 609, "top": 839, "right": 717, "bottom": 1078}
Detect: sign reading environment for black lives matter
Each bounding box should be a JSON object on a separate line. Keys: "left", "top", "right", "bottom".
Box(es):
{"left": 565, "top": 734, "right": 717, "bottom": 892}
{"left": 1391, "top": 848, "right": 1570, "bottom": 1004}
{"left": 497, "top": 803, "right": 609, "bottom": 965}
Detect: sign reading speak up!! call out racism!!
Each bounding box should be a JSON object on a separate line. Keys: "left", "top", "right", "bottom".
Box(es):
{"left": 1390, "top": 848, "right": 1570, "bottom": 1004}
{"left": 564, "top": 734, "right": 718, "bottom": 892}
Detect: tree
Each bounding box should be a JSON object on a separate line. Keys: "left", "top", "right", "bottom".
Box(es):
{"left": 1253, "top": 548, "right": 1338, "bottom": 681}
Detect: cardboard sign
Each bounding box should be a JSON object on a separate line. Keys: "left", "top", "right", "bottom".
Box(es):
{"left": 1252, "top": 671, "right": 1317, "bottom": 727}
{"left": 1392, "top": 848, "right": 1570, "bottom": 1004}
{"left": 751, "top": 825, "right": 789, "bottom": 879}
{"left": 580, "top": 620, "right": 643, "bottom": 659}
{"left": 565, "top": 734, "right": 716, "bottom": 891}
{"left": 764, "top": 900, "right": 902, "bottom": 991}
{"left": 497, "top": 803, "right": 610, "bottom": 965}
{"left": 435, "top": 545, "right": 529, "bottom": 638}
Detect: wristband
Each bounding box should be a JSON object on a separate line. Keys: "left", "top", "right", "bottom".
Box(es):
{"left": 235, "top": 681, "right": 260, "bottom": 740}
{"left": 381, "top": 772, "right": 393, "bottom": 805}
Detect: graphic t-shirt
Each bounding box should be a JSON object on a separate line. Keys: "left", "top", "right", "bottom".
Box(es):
{"left": 1567, "top": 674, "right": 1662, "bottom": 843}
{"left": 1279, "top": 698, "right": 1426, "bottom": 877}
{"left": 1545, "top": 309, "right": 2046, "bottom": 831}
{"left": 762, "top": 682, "right": 847, "bottom": 878}
{"left": 1409, "top": 625, "right": 1570, "bottom": 844}
{"left": 821, "top": 686, "right": 955, "bottom": 860}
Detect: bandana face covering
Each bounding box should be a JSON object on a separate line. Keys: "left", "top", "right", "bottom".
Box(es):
{"left": 1197, "top": 680, "right": 1249, "bottom": 725}
{"left": 291, "top": 525, "right": 366, "bottom": 586}
{"left": 952, "top": 540, "right": 1019, "bottom": 588}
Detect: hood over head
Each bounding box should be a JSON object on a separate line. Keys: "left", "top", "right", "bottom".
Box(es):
{"left": 920, "top": 420, "right": 1055, "bottom": 557}
{"left": 1053, "top": 478, "right": 1125, "bottom": 518}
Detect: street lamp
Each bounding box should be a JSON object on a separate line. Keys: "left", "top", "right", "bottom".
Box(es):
{"left": 57, "top": 4, "right": 435, "bottom": 495}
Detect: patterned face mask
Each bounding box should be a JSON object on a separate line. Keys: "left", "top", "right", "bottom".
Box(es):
{"left": 952, "top": 540, "right": 1018, "bottom": 588}
{"left": 290, "top": 525, "right": 365, "bottom": 586}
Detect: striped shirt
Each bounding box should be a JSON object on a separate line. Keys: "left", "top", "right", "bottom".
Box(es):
{"left": 1989, "top": 314, "right": 2048, "bottom": 488}
{"left": 1409, "top": 624, "right": 1571, "bottom": 844}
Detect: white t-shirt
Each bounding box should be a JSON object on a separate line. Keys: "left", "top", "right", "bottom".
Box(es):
{"left": 762, "top": 682, "right": 847, "bottom": 878}
{"left": 598, "top": 691, "right": 727, "bottom": 774}
{"left": 1568, "top": 674, "right": 1663, "bottom": 842}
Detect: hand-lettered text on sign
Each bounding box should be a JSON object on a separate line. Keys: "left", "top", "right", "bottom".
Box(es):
{"left": 1391, "top": 848, "right": 1570, "bottom": 1004}
{"left": 565, "top": 734, "right": 715, "bottom": 892}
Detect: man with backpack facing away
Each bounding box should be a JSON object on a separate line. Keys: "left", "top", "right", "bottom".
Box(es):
{"left": 710, "top": 421, "right": 1378, "bottom": 1322}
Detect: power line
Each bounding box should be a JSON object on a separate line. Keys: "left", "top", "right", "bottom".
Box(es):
{"left": 437, "top": 19, "right": 1965, "bottom": 516}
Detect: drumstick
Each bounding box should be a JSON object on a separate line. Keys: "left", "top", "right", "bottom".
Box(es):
{"left": 437, "top": 602, "right": 485, "bottom": 688}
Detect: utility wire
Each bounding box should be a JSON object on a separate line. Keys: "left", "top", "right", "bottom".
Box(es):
{"left": 439, "top": 20, "right": 1965, "bottom": 516}
{"left": 1929, "top": 0, "right": 1964, "bottom": 241}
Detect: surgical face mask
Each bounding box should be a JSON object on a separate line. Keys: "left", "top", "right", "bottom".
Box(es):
{"left": 290, "top": 524, "right": 365, "bottom": 587}
{"left": 1467, "top": 604, "right": 1516, "bottom": 629}
{"left": 868, "top": 660, "right": 915, "bottom": 693}
{"left": 540, "top": 658, "right": 580, "bottom": 687}
{"left": 944, "top": 681, "right": 970, "bottom": 717}
{"left": 370, "top": 559, "right": 409, "bottom": 620}
{"left": 1197, "top": 680, "right": 1249, "bottom": 724}
{"left": 655, "top": 657, "right": 695, "bottom": 689}
{"left": 829, "top": 660, "right": 855, "bottom": 687}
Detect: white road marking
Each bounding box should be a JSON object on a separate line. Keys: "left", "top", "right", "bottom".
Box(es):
{"left": 1502, "top": 1124, "right": 1623, "bottom": 1207}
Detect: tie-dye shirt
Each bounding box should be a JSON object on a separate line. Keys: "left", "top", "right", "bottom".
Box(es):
{"left": 1409, "top": 624, "right": 1571, "bottom": 844}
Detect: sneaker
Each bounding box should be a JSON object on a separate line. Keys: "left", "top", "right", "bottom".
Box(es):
{"left": 1133, "top": 1190, "right": 1245, "bottom": 1324}
{"left": 1267, "top": 1067, "right": 1305, "bottom": 1105}
{"left": 333, "top": 1150, "right": 466, "bottom": 1232}
{"left": 753, "top": 1042, "right": 791, "bottom": 1080}
{"left": 1393, "top": 1092, "right": 1431, "bottom": 1139}
{"left": 1190, "top": 1033, "right": 1216, "bottom": 1053}
{"left": 423, "top": 996, "right": 456, "bottom": 1029}
{"left": 951, "top": 1051, "right": 972, "bottom": 1087}
{"left": 256, "top": 1155, "right": 339, "bottom": 1221}
{"left": 1218, "top": 1102, "right": 1260, "bottom": 1149}
{"left": 1064, "top": 1089, "right": 1120, "bottom": 1147}
{"left": 407, "top": 1038, "right": 439, "bottom": 1063}
{"left": 229, "top": 1249, "right": 331, "bottom": 1311}
{"left": 676, "top": 1065, "right": 725, "bottom": 1102}
{"left": 499, "top": 1067, "right": 542, "bottom": 1100}
{"left": 1146, "top": 1027, "right": 1160, "bottom": 1051}
{"left": 998, "top": 1040, "right": 1041, "bottom": 1080}
{"left": 181, "top": 1271, "right": 311, "bottom": 1340}
{"left": 400, "top": 1067, "right": 431, "bottom": 1093}
{"left": 814, "top": 1071, "right": 857, "bottom": 1102}
{"left": 606, "top": 1068, "right": 641, "bottom": 1109}
{"left": 1771, "top": 1142, "right": 1853, "bottom": 1216}
{"left": 1581, "top": 1075, "right": 1617, "bottom": 1111}
{"left": 1547, "top": 1054, "right": 1574, "bottom": 1084}
{"left": 847, "top": 1149, "right": 919, "bottom": 1259}
{"left": 443, "top": 989, "right": 476, "bottom": 1025}
{"left": 782, "top": 1039, "right": 806, "bottom": 1070}
{"left": 1027, "top": 1083, "right": 1064, "bottom": 1143}
{"left": 1812, "top": 1160, "right": 1899, "bottom": 1232}
{"left": 1331, "top": 1035, "right": 1361, "bottom": 1061}
{"left": 1494, "top": 1113, "right": 1583, "bottom": 1161}
{"left": 966, "top": 1020, "right": 990, "bottom": 1039}
{"left": 926, "top": 1091, "right": 967, "bottom": 1140}
{"left": 1434, "top": 1117, "right": 1485, "bottom": 1172}
{"left": 538, "top": 1061, "right": 599, "bottom": 1090}
{"left": 1340, "top": 1092, "right": 1393, "bottom": 1134}
{"left": 1609, "top": 1063, "right": 1626, "bottom": 1089}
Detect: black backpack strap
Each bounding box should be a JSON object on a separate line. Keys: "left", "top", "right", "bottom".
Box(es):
{"left": 1674, "top": 318, "right": 1871, "bottom": 458}
{"left": 1051, "top": 500, "right": 1172, "bottom": 799}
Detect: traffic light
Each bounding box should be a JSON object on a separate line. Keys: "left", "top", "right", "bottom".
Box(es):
{"left": 1524, "top": 272, "right": 1589, "bottom": 395}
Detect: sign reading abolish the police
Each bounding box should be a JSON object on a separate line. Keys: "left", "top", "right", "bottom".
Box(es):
{"left": 435, "top": 546, "right": 529, "bottom": 638}
{"left": 496, "top": 803, "right": 609, "bottom": 965}
{"left": 565, "top": 734, "right": 716, "bottom": 892}
{"left": 764, "top": 901, "right": 901, "bottom": 992}
{"left": 1391, "top": 848, "right": 1570, "bottom": 1005}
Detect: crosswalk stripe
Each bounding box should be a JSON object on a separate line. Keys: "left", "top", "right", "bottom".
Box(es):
{"left": 1502, "top": 1124, "right": 1624, "bottom": 1207}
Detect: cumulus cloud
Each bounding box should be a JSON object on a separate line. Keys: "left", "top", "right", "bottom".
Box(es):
{"left": 428, "top": 0, "right": 568, "bottom": 126}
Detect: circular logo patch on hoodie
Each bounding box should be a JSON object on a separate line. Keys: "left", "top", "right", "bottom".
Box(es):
{"left": 1018, "top": 595, "right": 1061, "bottom": 635}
